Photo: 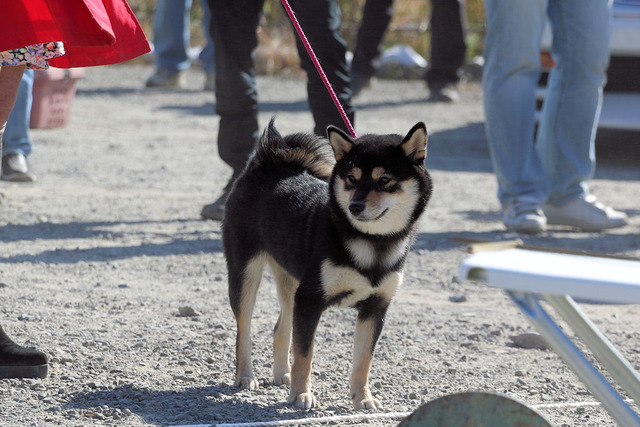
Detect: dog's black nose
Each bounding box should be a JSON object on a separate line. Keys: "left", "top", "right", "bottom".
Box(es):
{"left": 349, "top": 201, "right": 365, "bottom": 216}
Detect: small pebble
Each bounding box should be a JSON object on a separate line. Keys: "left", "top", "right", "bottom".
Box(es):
{"left": 509, "top": 333, "right": 549, "bottom": 350}
{"left": 178, "top": 306, "right": 202, "bottom": 317}
{"left": 449, "top": 294, "right": 467, "bottom": 303}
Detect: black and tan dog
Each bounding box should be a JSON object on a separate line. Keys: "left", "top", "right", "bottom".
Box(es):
{"left": 222, "top": 119, "right": 432, "bottom": 410}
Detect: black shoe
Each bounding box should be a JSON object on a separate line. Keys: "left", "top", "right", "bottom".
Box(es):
{"left": 1, "top": 153, "right": 36, "bottom": 182}
{"left": 428, "top": 82, "right": 460, "bottom": 103}
{"left": 200, "top": 174, "right": 239, "bottom": 221}
{"left": 0, "top": 326, "right": 48, "bottom": 379}
{"left": 200, "top": 195, "right": 226, "bottom": 221}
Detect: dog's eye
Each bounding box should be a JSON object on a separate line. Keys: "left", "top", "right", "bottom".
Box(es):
{"left": 347, "top": 175, "right": 357, "bottom": 184}
{"left": 378, "top": 177, "right": 391, "bottom": 185}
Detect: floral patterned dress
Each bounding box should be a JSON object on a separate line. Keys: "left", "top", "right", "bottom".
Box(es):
{"left": 2, "top": 1, "right": 149, "bottom": 69}
{"left": 1, "top": 42, "right": 65, "bottom": 70}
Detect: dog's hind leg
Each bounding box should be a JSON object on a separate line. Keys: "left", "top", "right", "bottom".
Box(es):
{"left": 269, "top": 260, "right": 297, "bottom": 386}
{"left": 229, "top": 253, "right": 266, "bottom": 390}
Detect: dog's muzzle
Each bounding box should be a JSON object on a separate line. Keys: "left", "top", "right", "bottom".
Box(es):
{"left": 349, "top": 201, "right": 388, "bottom": 221}
{"left": 349, "top": 201, "right": 365, "bottom": 216}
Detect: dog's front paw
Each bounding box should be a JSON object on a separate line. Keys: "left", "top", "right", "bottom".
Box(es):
{"left": 235, "top": 376, "right": 259, "bottom": 390}
{"left": 354, "top": 397, "right": 382, "bottom": 410}
{"left": 273, "top": 372, "right": 291, "bottom": 386}
{"left": 287, "top": 391, "right": 317, "bottom": 409}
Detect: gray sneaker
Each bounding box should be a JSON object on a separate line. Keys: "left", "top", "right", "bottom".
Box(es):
{"left": 503, "top": 199, "right": 547, "bottom": 234}
{"left": 543, "top": 195, "right": 628, "bottom": 231}
{"left": 145, "top": 69, "right": 187, "bottom": 89}
{"left": 1, "top": 153, "right": 36, "bottom": 182}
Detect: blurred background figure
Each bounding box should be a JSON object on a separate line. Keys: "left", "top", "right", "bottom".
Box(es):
{"left": 2, "top": 70, "right": 36, "bottom": 182}
{"left": 351, "top": 0, "right": 466, "bottom": 103}
{"left": 425, "top": 0, "right": 466, "bottom": 102}
{"left": 146, "top": 0, "right": 215, "bottom": 90}
{"left": 350, "top": 0, "right": 394, "bottom": 96}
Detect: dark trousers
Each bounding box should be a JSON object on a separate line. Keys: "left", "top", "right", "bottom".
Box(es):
{"left": 207, "top": 0, "right": 354, "bottom": 174}
{"left": 351, "top": 0, "right": 394, "bottom": 79}
{"left": 352, "top": 0, "right": 466, "bottom": 88}
{"left": 426, "top": 0, "right": 467, "bottom": 89}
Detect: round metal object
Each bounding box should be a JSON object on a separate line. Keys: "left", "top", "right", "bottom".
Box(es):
{"left": 398, "top": 391, "right": 552, "bottom": 427}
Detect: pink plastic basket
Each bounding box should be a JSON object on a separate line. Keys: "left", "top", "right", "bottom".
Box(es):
{"left": 30, "top": 68, "right": 85, "bottom": 129}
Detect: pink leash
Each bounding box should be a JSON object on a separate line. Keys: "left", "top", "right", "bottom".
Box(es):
{"left": 280, "top": 0, "right": 358, "bottom": 138}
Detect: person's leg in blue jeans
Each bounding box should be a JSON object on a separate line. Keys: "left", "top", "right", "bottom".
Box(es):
{"left": 154, "top": 0, "right": 191, "bottom": 73}
{"left": 483, "top": 0, "right": 626, "bottom": 232}
{"left": 538, "top": 0, "right": 608, "bottom": 206}
{"left": 146, "top": 0, "right": 191, "bottom": 89}
{"left": 538, "top": 0, "right": 625, "bottom": 230}
{"left": 2, "top": 69, "right": 36, "bottom": 182}
{"left": 199, "top": 1, "right": 215, "bottom": 72}
{"left": 199, "top": 0, "right": 216, "bottom": 90}
{"left": 483, "top": 0, "right": 548, "bottom": 210}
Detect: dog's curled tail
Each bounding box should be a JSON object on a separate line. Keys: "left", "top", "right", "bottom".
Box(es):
{"left": 255, "top": 118, "right": 336, "bottom": 181}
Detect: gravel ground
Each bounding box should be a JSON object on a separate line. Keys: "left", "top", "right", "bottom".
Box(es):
{"left": 0, "top": 64, "right": 639, "bottom": 426}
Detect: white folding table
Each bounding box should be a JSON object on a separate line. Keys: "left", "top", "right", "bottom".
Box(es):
{"left": 458, "top": 248, "right": 640, "bottom": 426}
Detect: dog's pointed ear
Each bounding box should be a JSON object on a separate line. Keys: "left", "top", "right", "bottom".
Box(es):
{"left": 400, "top": 122, "right": 427, "bottom": 164}
{"left": 260, "top": 116, "right": 281, "bottom": 146}
{"left": 327, "top": 125, "right": 354, "bottom": 162}
{"left": 264, "top": 116, "right": 282, "bottom": 142}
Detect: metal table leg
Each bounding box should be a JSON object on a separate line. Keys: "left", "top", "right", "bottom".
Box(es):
{"left": 508, "top": 291, "right": 640, "bottom": 427}
{"left": 544, "top": 294, "right": 640, "bottom": 410}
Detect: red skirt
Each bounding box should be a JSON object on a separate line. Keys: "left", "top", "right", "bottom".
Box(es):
{"left": 0, "top": 0, "right": 150, "bottom": 68}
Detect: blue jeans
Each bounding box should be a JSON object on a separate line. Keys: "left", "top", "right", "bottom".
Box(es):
{"left": 482, "top": 0, "right": 611, "bottom": 207}
{"left": 3, "top": 69, "right": 34, "bottom": 158}
{"left": 153, "top": 0, "right": 215, "bottom": 73}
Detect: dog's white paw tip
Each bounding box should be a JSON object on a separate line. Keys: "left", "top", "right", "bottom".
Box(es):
{"left": 235, "top": 377, "right": 259, "bottom": 390}
{"left": 288, "top": 392, "right": 317, "bottom": 409}
{"left": 274, "top": 373, "right": 291, "bottom": 386}
{"left": 354, "top": 398, "right": 382, "bottom": 410}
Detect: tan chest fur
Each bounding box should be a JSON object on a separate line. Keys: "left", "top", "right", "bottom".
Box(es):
{"left": 320, "top": 259, "right": 403, "bottom": 308}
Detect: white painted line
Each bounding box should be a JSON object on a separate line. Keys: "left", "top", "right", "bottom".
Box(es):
{"left": 175, "top": 398, "right": 638, "bottom": 426}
